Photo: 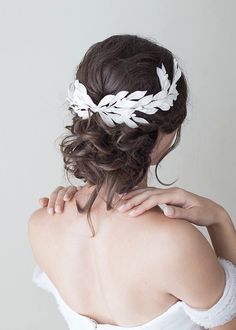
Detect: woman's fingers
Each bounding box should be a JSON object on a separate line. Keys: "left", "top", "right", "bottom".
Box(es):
{"left": 121, "top": 186, "right": 157, "bottom": 200}
{"left": 39, "top": 197, "right": 49, "bottom": 207}
{"left": 160, "top": 204, "right": 198, "bottom": 220}
{"left": 47, "top": 186, "right": 65, "bottom": 215}
{"left": 118, "top": 188, "right": 190, "bottom": 214}
{"left": 63, "top": 186, "right": 78, "bottom": 201}
{"left": 127, "top": 195, "right": 166, "bottom": 216}
{"left": 54, "top": 188, "right": 69, "bottom": 213}
{"left": 54, "top": 186, "right": 79, "bottom": 213}
{"left": 122, "top": 187, "right": 189, "bottom": 206}
{"left": 117, "top": 187, "right": 202, "bottom": 222}
{"left": 117, "top": 190, "right": 159, "bottom": 212}
{"left": 45, "top": 185, "right": 80, "bottom": 215}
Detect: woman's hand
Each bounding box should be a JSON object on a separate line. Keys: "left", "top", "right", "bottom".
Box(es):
{"left": 39, "top": 185, "right": 229, "bottom": 228}
{"left": 39, "top": 185, "right": 79, "bottom": 214}
{"left": 116, "top": 186, "right": 228, "bottom": 227}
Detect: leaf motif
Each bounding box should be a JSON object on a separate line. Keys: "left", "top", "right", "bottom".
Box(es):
{"left": 146, "top": 99, "right": 166, "bottom": 108}
{"left": 113, "top": 91, "right": 129, "bottom": 103}
{"left": 84, "top": 94, "right": 97, "bottom": 108}
{"left": 169, "top": 69, "right": 181, "bottom": 94}
{"left": 163, "top": 79, "right": 170, "bottom": 91}
{"left": 77, "top": 81, "right": 87, "bottom": 95}
{"left": 159, "top": 102, "right": 171, "bottom": 111}
{"left": 156, "top": 66, "right": 168, "bottom": 90}
{"left": 135, "top": 94, "right": 153, "bottom": 107}
{"left": 75, "top": 99, "right": 89, "bottom": 109}
{"left": 137, "top": 107, "right": 159, "bottom": 115}
{"left": 132, "top": 116, "right": 150, "bottom": 124}
{"left": 123, "top": 117, "right": 138, "bottom": 128}
{"left": 67, "top": 57, "right": 182, "bottom": 128}
{"left": 115, "top": 99, "right": 137, "bottom": 108}
{"left": 108, "top": 95, "right": 117, "bottom": 107}
{"left": 153, "top": 90, "right": 167, "bottom": 100}
{"left": 126, "top": 90, "right": 148, "bottom": 100}
{"left": 98, "top": 94, "right": 116, "bottom": 108}
{"left": 108, "top": 113, "right": 124, "bottom": 124}
{"left": 66, "top": 96, "right": 73, "bottom": 104}
{"left": 98, "top": 111, "right": 115, "bottom": 127}
{"left": 107, "top": 107, "right": 134, "bottom": 118}
{"left": 161, "top": 63, "right": 166, "bottom": 74}
{"left": 75, "top": 109, "right": 89, "bottom": 119}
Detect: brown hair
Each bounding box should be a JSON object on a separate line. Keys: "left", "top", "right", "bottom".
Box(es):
{"left": 59, "top": 34, "right": 189, "bottom": 237}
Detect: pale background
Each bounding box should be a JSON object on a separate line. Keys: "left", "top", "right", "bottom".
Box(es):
{"left": 0, "top": 0, "right": 235, "bottom": 329}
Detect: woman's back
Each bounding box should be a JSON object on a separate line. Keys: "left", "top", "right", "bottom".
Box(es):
{"left": 30, "top": 185, "right": 182, "bottom": 326}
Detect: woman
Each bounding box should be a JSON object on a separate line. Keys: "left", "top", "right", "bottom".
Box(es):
{"left": 28, "top": 34, "right": 236, "bottom": 329}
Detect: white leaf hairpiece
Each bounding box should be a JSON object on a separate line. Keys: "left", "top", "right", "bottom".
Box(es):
{"left": 66, "top": 57, "right": 182, "bottom": 128}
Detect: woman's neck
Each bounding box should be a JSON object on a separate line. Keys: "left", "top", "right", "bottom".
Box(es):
{"left": 84, "top": 172, "right": 148, "bottom": 192}
{"left": 81, "top": 172, "right": 148, "bottom": 207}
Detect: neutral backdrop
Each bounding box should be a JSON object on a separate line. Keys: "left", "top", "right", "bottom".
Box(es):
{"left": 0, "top": 0, "right": 235, "bottom": 329}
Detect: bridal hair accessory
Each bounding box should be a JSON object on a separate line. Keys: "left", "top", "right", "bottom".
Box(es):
{"left": 66, "top": 57, "right": 182, "bottom": 128}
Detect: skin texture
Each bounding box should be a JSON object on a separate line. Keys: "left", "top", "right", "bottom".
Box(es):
{"left": 32, "top": 130, "right": 236, "bottom": 328}
{"left": 29, "top": 185, "right": 233, "bottom": 329}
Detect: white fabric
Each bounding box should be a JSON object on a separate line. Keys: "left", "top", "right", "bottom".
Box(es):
{"left": 181, "top": 257, "right": 236, "bottom": 328}
{"left": 32, "top": 257, "right": 236, "bottom": 330}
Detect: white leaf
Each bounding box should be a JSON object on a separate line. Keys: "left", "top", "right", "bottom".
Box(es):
{"left": 156, "top": 66, "right": 168, "bottom": 90}
{"left": 98, "top": 94, "right": 115, "bottom": 108}
{"left": 132, "top": 116, "right": 149, "bottom": 124}
{"left": 146, "top": 99, "right": 166, "bottom": 108}
{"left": 83, "top": 94, "right": 97, "bottom": 108}
{"left": 115, "top": 99, "right": 137, "bottom": 108}
{"left": 126, "top": 90, "right": 148, "bottom": 100}
{"left": 159, "top": 102, "right": 171, "bottom": 111}
{"left": 78, "top": 82, "right": 87, "bottom": 95}
{"left": 153, "top": 90, "right": 167, "bottom": 100}
{"left": 98, "top": 111, "right": 115, "bottom": 127}
{"left": 163, "top": 79, "right": 170, "bottom": 90}
{"left": 135, "top": 94, "right": 153, "bottom": 107}
{"left": 108, "top": 113, "right": 124, "bottom": 124}
{"left": 123, "top": 117, "right": 138, "bottom": 128}
{"left": 108, "top": 95, "right": 117, "bottom": 107}
{"left": 161, "top": 63, "right": 167, "bottom": 74}
{"left": 169, "top": 69, "right": 181, "bottom": 94}
{"left": 113, "top": 91, "right": 129, "bottom": 102}
{"left": 138, "top": 107, "right": 159, "bottom": 115}
{"left": 75, "top": 109, "right": 89, "bottom": 119}
{"left": 121, "top": 108, "right": 136, "bottom": 116}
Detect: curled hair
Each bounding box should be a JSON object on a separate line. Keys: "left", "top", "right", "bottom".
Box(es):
{"left": 59, "top": 34, "right": 189, "bottom": 237}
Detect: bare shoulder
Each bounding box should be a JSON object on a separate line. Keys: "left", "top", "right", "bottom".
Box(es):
{"left": 28, "top": 206, "right": 50, "bottom": 228}
{"left": 28, "top": 206, "right": 60, "bottom": 238}
{"left": 28, "top": 207, "right": 55, "bottom": 258}
{"left": 28, "top": 197, "right": 75, "bottom": 233}
{"left": 28, "top": 207, "right": 50, "bottom": 239}
{"left": 152, "top": 217, "right": 226, "bottom": 310}
{"left": 28, "top": 205, "right": 71, "bottom": 266}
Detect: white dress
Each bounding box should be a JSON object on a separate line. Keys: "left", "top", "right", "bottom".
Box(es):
{"left": 32, "top": 257, "right": 236, "bottom": 330}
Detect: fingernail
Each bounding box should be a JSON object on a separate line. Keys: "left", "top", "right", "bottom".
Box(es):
{"left": 63, "top": 195, "right": 69, "bottom": 201}
{"left": 118, "top": 205, "right": 126, "bottom": 211}
{"left": 55, "top": 206, "right": 61, "bottom": 213}
{"left": 48, "top": 208, "right": 54, "bottom": 215}
{"left": 128, "top": 210, "right": 138, "bottom": 216}
{"left": 164, "top": 206, "right": 174, "bottom": 216}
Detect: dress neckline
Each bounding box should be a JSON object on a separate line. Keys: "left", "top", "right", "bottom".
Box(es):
{"left": 78, "top": 301, "right": 183, "bottom": 329}
{"left": 34, "top": 266, "right": 184, "bottom": 329}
